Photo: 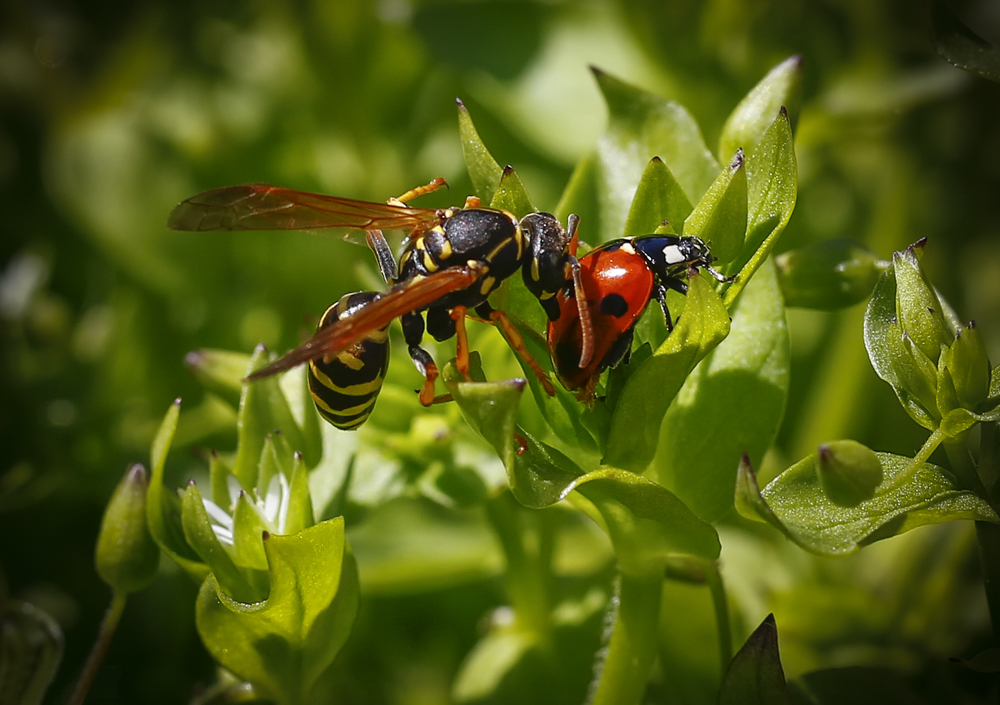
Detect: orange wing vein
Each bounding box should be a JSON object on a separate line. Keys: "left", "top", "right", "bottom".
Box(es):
{"left": 168, "top": 185, "right": 445, "bottom": 232}
{"left": 245, "top": 266, "right": 482, "bottom": 381}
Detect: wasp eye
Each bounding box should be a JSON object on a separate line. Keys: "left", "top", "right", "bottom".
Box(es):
{"left": 600, "top": 293, "right": 629, "bottom": 318}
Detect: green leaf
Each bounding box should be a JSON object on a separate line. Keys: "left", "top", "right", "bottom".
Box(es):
{"left": 593, "top": 68, "right": 719, "bottom": 243}
{"left": 457, "top": 98, "right": 503, "bottom": 204}
{"left": 928, "top": 0, "right": 1000, "bottom": 83}
{"left": 196, "top": 518, "right": 359, "bottom": 705}
{"left": 285, "top": 453, "right": 315, "bottom": 535}
{"left": 735, "top": 451, "right": 1000, "bottom": 556}
{"left": 683, "top": 149, "right": 747, "bottom": 267}
{"left": 146, "top": 399, "right": 208, "bottom": 580}
{"left": 181, "top": 482, "right": 259, "bottom": 603}
{"left": 604, "top": 273, "right": 731, "bottom": 472}
{"left": 488, "top": 165, "right": 535, "bottom": 217}
{"left": 718, "top": 614, "right": 792, "bottom": 705}
{"left": 651, "top": 258, "right": 788, "bottom": 522}
{"left": 555, "top": 153, "right": 599, "bottom": 233}
{"left": 724, "top": 108, "right": 797, "bottom": 308}
{"left": 622, "top": 157, "right": 693, "bottom": 238}
{"left": 718, "top": 55, "right": 803, "bottom": 164}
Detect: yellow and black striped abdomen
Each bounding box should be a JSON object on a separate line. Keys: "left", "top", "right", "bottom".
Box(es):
{"left": 308, "top": 292, "right": 390, "bottom": 430}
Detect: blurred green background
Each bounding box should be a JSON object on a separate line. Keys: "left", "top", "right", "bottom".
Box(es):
{"left": 2, "top": 0, "right": 1000, "bottom": 702}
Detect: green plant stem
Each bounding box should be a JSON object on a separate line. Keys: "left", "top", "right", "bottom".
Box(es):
{"left": 944, "top": 439, "right": 1000, "bottom": 645}
{"left": 67, "top": 592, "right": 127, "bottom": 705}
{"left": 485, "top": 492, "right": 552, "bottom": 642}
{"left": 590, "top": 570, "right": 663, "bottom": 705}
{"left": 703, "top": 559, "right": 732, "bottom": 676}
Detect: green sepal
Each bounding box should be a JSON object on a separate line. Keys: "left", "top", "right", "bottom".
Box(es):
{"left": 682, "top": 149, "right": 747, "bottom": 267}
{"left": 735, "top": 452, "right": 999, "bottom": 556}
{"left": 622, "top": 157, "right": 692, "bottom": 238}
{"left": 943, "top": 321, "right": 992, "bottom": 409}
{"left": 209, "top": 451, "right": 234, "bottom": 509}
{"left": 650, "top": 257, "right": 788, "bottom": 522}
{"left": 285, "top": 452, "right": 315, "bottom": 536}
{"left": 195, "top": 518, "right": 359, "bottom": 705}
{"left": 457, "top": 98, "right": 503, "bottom": 204}
{"left": 185, "top": 348, "right": 251, "bottom": 407}
{"left": 893, "top": 243, "right": 953, "bottom": 364}
{"left": 146, "top": 399, "right": 208, "bottom": 580}
{"left": 718, "top": 614, "right": 792, "bottom": 705}
{"left": 95, "top": 463, "right": 160, "bottom": 594}
{"left": 231, "top": 493, "right": 270, "bottom": 574}
{"left": 775, "top": 238, "right": 883, "bottom": 310}
{"left": 233, "top": 346, "right": 309, "bottom": 490}
{"left": 257, "top": 432, "right": 294, "bottom": 501}
{"left": 718, "top": 55, "right": 803, "bottom": 164}
{"left": 181, "top": 482, "right": 260, "bottom": 603}
{"left": 604, "top": 272, "right": 731, "bottom": 472}
{"left": 815, "top": 440, "right": 884, "bottom": 507}
{"left": 592, "top": 67, "right": 719, "bottom": 243}
{"left": 724, "top": 108, "right": 797, "bottom": 308}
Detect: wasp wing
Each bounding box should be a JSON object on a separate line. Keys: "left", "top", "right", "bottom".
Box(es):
{"left": 245, "top": 266, "right": 482, "bottom": 381}
{"left": 167, "top": 185, "right": 444, "bottom": 232}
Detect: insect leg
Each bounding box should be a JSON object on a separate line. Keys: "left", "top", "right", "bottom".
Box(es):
{"left": 389, "top": 177, "right": 448, "bottom": 206}
{"left": 365, "top": 230, "right": 399, "bottom": 284}
{"left": 449, "top": 305, "right": 472, "bottom": 380}
{"left": 401, "top": 311, "right": 439, "bottom": 406}
{"left": 655, "top": 276, "right": 689, "bottom": 332}
{"left": 477, "top": 303, "right": 556, "bottom": 396}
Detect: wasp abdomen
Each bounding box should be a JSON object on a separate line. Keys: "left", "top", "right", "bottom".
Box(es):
{"left": 308, "top": 292, "right": 391, "bottom": 431}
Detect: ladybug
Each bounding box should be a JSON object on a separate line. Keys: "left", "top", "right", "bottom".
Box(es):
{"left": 547, "top": 235, "right": 727, "bottom": 395}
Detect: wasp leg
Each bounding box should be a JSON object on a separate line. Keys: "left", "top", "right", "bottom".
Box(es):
{"left": 477, "top": 303, "right": 556, "bottom": 396}
{"left": 449, "top": 306, "right": 472, "bottom": 381}
{"left": 389, "top": 177, "right": 448, "bottom": 207}
{"left": 401, "top": 311, "right": 439, "bottom": 406}
{"left": 365, "top": 230, "right": 398, "bottom": 284}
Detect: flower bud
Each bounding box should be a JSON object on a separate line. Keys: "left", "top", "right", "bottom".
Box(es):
{"left": 942, "top": 321, "right": 992, "bottom": 410}
{"left": 96, "top": 464, "right": 160, "bottom": 594}
{"left": 775, "top": 239, "right": 882, "bottom": 310}
{"left": 816, "top": 440, "right": 883, "bottom": 507}
{"left": 893, "top": 242, "right": 952, "bottom": 364}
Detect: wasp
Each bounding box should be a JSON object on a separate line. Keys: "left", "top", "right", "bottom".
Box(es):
{"left": 547, "top": 235, "right": 728, "bottom": 396}
{"left": 168, "top": 177, "right": 594, "bottom": 426}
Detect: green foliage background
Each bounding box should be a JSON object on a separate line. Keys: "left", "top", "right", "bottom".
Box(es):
{"left": 2, "top": 0, "right": 999, "bottom": 702}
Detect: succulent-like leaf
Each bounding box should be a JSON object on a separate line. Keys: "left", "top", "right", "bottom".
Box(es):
{"left": 683, "top": 149, "right": 747, "bottom": 267}
{"left": 604, "top": 273, "right": 731, "bottom": 472}
{"left": 717, "top": 614, "right": 792, "bottom": 705}
{"left": 196, "top": 518, "right": 359, "bottom": 705}
{"left": 718, "top": 55, "right": 803, "bottom": 164}
{"left": 622, "top": 157, "right": 692, "bottom": 238}
{"left": 651, "top": 258, "right": 788, "bottom": 522}
{"left": 457, "top": 98, "right": 503, "bottom": 203}
{"left": 736, "top": 452, "right": 999, "bottom": 556}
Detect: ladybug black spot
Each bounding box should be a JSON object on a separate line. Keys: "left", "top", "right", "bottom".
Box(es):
{"left": 600, "top": 293, "right": 629, "bottom": 318}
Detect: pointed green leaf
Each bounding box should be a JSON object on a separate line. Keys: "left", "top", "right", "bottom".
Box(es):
{"left": 724, "top": 109, "right": 797, "bottom": 308}
{"left": 736, "top": 451, "right": 999, "bottom": 556}
{"left": 146, "top": 399, "right": 208, "bottom": 579}
{"left": 651, "top": 258, "right": 788, "bottom": 522}
{"left": 231, "top": 493, "right": 269, "bottom": 573}
{"left": 488, "top": 165, "right": 535, "bottom": 217}
{"left": 718, "top": 55, "right": 803, "bottom": 164}
{"left": 181, "top": 483, "right": 259, "bottom": 603}
{"left": 593, "top": 68, "right": 719, "bottom": 243}
{"left": 718, "top": 615, "right": 793, "bottom": 705}
{"left": 683, "top": 149, "right": 747, "bottom": 267}
{"left": 285, "top": 453, "right": 315, "bottom": 535}
{"left": 196, "top": 518, "right": 359, "bottom": 705}
{"left": 209, "top": 451, "right": 234, "bottom": 509}
{"left": 604, "top": 273, "right": 731, "bottom": 472}
{"left": 457, "top": 98, "right": 503, "bottom": 203}
{"left": 622, "top": 157, "right": 692, "bottom": 238}
{"left": 928, "top": 0, "right": 1000, "bottom": 82}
